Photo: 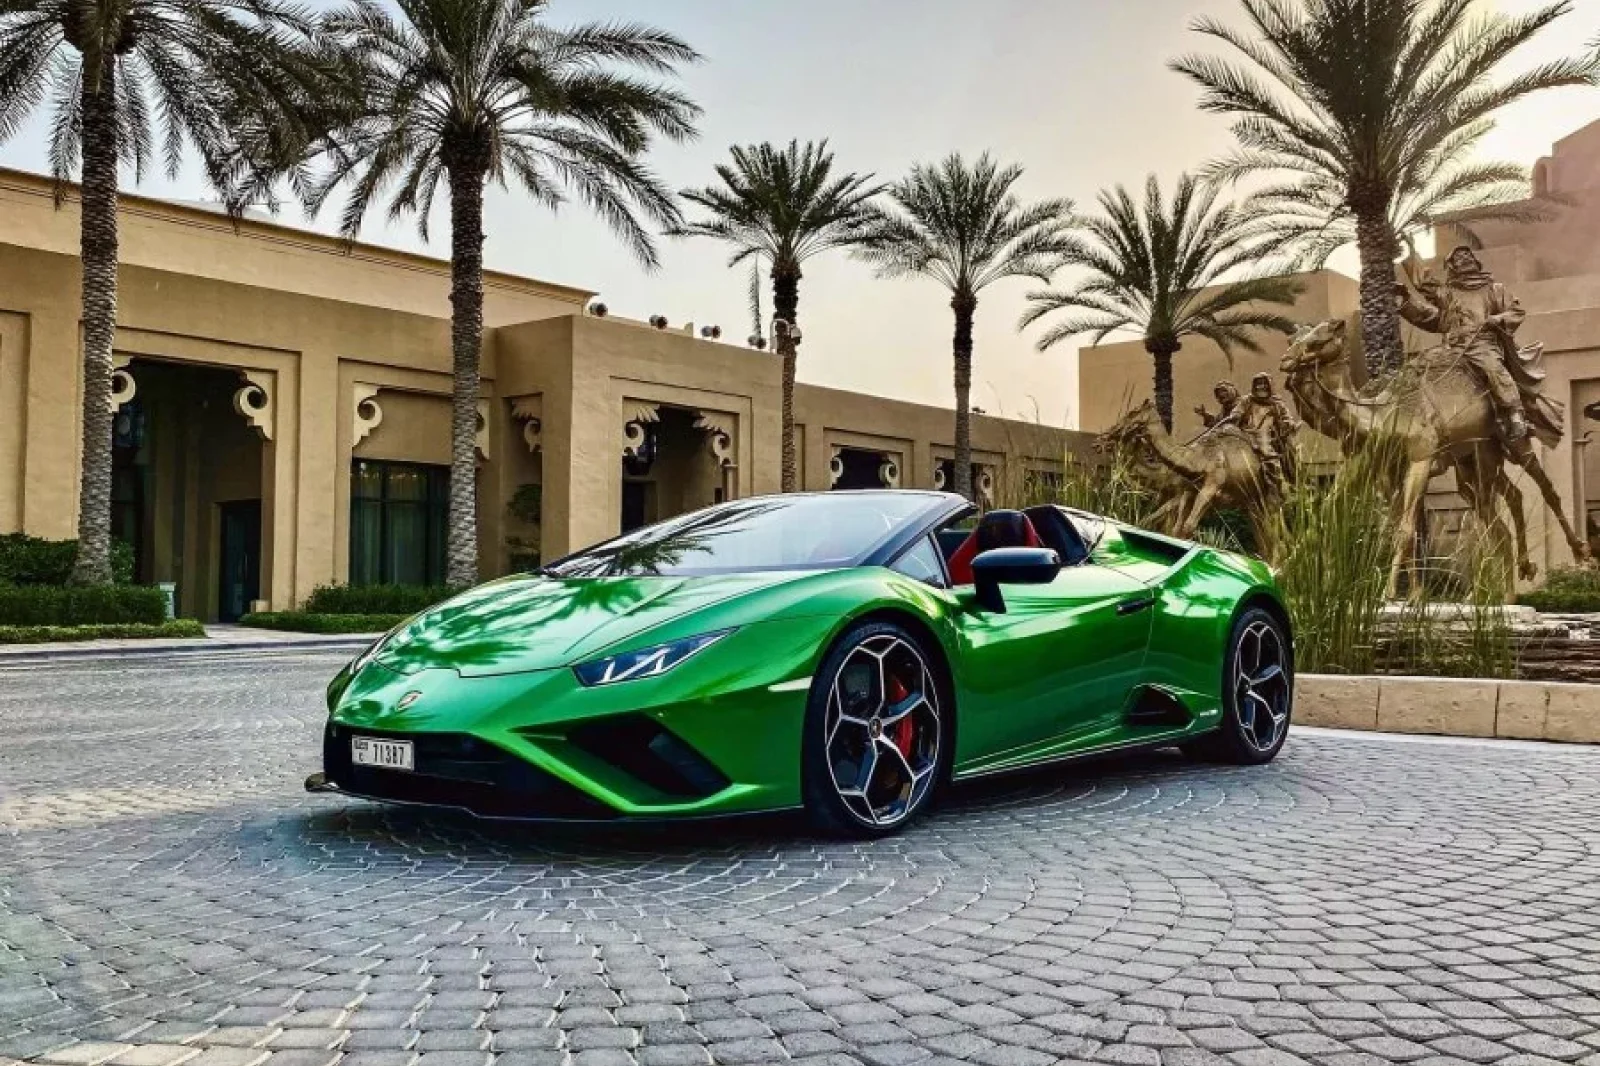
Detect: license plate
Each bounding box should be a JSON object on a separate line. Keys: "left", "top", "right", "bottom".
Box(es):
{"left": 352, "top": 737, "right": 414, "bottom": 771}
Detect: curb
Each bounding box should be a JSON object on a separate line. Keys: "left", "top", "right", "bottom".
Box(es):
{"left": 1296, "top": 673, "right": 1600, "bottom": 745}
{"left": 0, "top": 635, "right": 374, "bottom": 664}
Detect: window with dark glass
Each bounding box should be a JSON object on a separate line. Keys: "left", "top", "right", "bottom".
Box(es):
{"left": 350, "top": 460, "right": 449, "bottom": 585}
{"left": 889, "top": 536, "right": 948, "bottom": 588}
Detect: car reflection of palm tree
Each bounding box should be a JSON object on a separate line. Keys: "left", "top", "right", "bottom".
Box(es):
{"left": 379, "top": 580, "right": 656, "bottom": 673}
{"left": 377, "top": 504, "right": 785, "bottom": 672}
{"left": 551, "top": 501, "right": 784, "bottom": 577}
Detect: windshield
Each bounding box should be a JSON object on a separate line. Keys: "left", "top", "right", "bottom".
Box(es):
{"left": 545, "top": 494, "right": 937, "bottom": 577}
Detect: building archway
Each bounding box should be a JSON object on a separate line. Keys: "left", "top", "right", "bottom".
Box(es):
{"left": 620, "top": 404, "right": 736, "bottom": 533}
{"left": 113, "top": 359, "right": 269, "bottom": 621}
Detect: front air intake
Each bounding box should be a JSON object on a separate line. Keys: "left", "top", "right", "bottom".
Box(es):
{"left": 563, "top": 715, "right": 731, "bottom": 799}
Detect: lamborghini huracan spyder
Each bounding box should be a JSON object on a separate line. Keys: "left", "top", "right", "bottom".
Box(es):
{"left": 307, "top": 491, "right": 1293, "bottom": 837}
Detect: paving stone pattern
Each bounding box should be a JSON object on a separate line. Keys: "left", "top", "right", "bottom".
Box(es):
{"left": 4, "top": 651, "right": 1600, "bottom": 1066}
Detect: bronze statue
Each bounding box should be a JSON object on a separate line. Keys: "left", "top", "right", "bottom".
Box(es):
{"left": 1098, "top": 399, "right": 1282, "bottom": 549}
{"left": 1280, "top": 315, "right": 1590, "bottom": 598}
{"left": 1194, "top": 381, "right": 1240, "bottom": 429}
{"left": 1396, "top": 246, "right": 1564, "bottom": 451}
{"left": 1092, "top": 423, "right": 1198, "bottom": 534}
{"left": 1235, "top": 373, "right": 1299, "bottom": 487}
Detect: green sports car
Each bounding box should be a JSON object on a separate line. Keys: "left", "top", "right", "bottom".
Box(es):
{"left": 307, "top": 491, "right": 1293, "bottom": 837}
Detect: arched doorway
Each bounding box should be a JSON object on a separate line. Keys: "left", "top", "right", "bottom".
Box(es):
{"left": 112, "top": 359, "right": 267, "bottom": 621}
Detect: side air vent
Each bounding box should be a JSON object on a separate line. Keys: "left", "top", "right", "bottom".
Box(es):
{"left": 1118, "top": 528, "right": 1191, "bottom": 565}
{"left": 1124, "top": 687, "right": 1195, "bottom": 728}
{"left": 562, "top": 716, "right": 731, "bottom": 799}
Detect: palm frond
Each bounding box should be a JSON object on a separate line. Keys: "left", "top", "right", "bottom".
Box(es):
{"left": 853, "top": 152, "right": 1074, "bottom": 297}
{"left": 289, "top": 0, "right": 699, "bottom": 266}
{"left": 675, "top": 139, "right": 881, "bottom": 276}
{"left": 1020, "top": 171, "right": 1301, "bottom": 366}
{"left": 1176, "top": 0, "right": 1596, "bottom": 272}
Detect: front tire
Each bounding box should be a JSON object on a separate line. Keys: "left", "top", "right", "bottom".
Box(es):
{"left": 1188, "top": 606, "right": 1293, "bottom": 765}
{"left": 801, "top": 621, "right": 948, "bottom": 838}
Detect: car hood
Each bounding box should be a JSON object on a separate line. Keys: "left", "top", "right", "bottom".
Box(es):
{"left": 373, "top": 570, "right": 814, "bottom": 677}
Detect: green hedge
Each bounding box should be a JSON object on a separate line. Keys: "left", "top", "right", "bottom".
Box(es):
{"left": 0, "top": 585, "right": 167, "bottom": 626}
{"left": 302, "top": 584, "right": 452, "bottom": 615}
{"left": 1517, "top": 566, "right": 1600, "bottom": 613}
{"left": 0, "top": 620, "right": 203, "bottom": 644}
{"left": 0, "top": 534, "right": 134, "bottom": 586}
{"left": 240, "top": 612, "right": 405, "bottom": 634}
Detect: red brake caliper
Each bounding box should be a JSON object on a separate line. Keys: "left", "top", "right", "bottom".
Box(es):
{"left": 886, "top": 674, "right": 915, "bottom": 758}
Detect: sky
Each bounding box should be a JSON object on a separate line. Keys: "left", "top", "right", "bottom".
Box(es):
{"left": 1, "top": 0, "right": 1596, "bottom": 428}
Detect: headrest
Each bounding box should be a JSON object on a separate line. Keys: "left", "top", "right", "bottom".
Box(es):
{"left": 976, "top": 509, "right": 1035, "bottom": 551}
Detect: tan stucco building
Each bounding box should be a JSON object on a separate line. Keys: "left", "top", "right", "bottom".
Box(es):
{"left": 0, "top": 167, "right": 1086, "bottom": 620}
{"left": 1078, "top": 117, "right": 1600, "bottom": 576}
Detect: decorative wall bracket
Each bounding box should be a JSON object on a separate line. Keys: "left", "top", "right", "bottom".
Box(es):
{"left": 622, "top": 402, "right": 661, "bottom": 459}
{"left": 109, "top": 356, "right": 136, "bottom": 413}
{"left": 932, "top": 458, "right": 993, "bottom": 500}
{"left": 975, "top": 464, "right": 994, "bottom": 503}
{"left": 476, "top": 399, "right": 491, "bottom": 461}
{"left": 353, "top": 384, "right": 383, "bottom": 448}
{"left": 878, "top": 456, "right": 902, "bottom": 489}
{"left": 828, "top": 446, "right": 844, "bottom": 488}
{"left": 511, "top": 395, "right": 544, "bottom": 453}
{"left": 232, "top": 370, "right": 275, "bottom": 441}
{"left": 693, "top": 411, "right": 736, "bottom": 468}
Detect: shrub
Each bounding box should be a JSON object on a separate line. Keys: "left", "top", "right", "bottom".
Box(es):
{"left": 240, "top": 612, "right": 405, "bottom": 634}
{"left": 0, "top": 534, "right": 134, "bottom": 586}
{"left": 0, "top": 585, "right": 167, "bottom": 626}
{"left": 1048, "top": 452, "right": 1165, "bottom": 528}
{"left": 0, "top": 620, "right": 203, "bottom": 643}
{"left": 302, "top": 584, "right": 452, "bottom": 615}
{"left": 1272, "top": 439, "right": 1398, "bottom": 675}
{"left": 1518, "top": 566, "right": 1600, "bottom": 613}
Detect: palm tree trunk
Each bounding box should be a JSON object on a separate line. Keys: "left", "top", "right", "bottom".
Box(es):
{"left": 1148, "top": 342, "right": 1177, "bottom": 434}
{"left": 772, "top": 265, "right": 801, "bottom": 493}
{"left": 444, "top": 156, "right": 487, "bottom": 589}
{"left": 69, "top": 62, "right": 120, "bottom": 587}
{"left": 951, "top": 289, "right": 977, "bottom": 501}
{"left": 1353, "top": 199, "right": 1403, "bottom": 379}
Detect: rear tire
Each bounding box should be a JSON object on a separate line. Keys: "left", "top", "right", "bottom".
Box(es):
{"left": 801, "top": 620, "right": 950, "bottom": 838}
{"left": 1185, "top": 606, "right": 1293, "bottom": 765}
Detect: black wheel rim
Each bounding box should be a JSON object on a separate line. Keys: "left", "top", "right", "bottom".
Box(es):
{"left": 825, "top": 635, "right": 940, "bottom": 827}
{"left": 1234, "top": 619, "right": 1290, "bottom": 752}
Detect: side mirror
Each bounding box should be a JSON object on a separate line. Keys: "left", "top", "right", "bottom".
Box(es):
{"left": 971, "top": 547, "right": 1061, "bottom": 613}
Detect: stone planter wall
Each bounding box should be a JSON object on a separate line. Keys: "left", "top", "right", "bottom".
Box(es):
{"left": 1296, "top": 674, "right": 1600, "bottom": 744}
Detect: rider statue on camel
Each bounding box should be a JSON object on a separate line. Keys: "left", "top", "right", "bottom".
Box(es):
{"left": 1395, "top": 246, "right": 1565, "bottom": 457}
{"left": 1194, "top": 375, "right": 1299, "bottom": 489}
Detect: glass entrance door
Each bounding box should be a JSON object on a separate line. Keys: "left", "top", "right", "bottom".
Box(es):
{"left": 218, "top": 500, "right": 262, "bottom": 622}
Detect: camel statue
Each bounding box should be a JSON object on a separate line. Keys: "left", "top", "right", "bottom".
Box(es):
{"left": 1099, "top": 399, "right": 1280, "bottom": 547}
{"left": 1280, "top": 317, "right": 1590, "bottom": 595}
{"left": 1092, "top": 420, "right": 1195, "bottom": 534}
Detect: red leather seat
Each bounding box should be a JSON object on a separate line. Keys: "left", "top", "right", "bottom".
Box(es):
{"left": 947, "top": 510, "right": 1042, "bottom": 585}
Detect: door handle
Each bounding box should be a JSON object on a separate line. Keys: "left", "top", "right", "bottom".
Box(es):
{"left": 1116, "top": 596, "right": 1156, "bottom": 615}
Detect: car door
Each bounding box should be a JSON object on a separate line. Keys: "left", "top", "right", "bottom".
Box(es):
{"left": 951, "top": 560, "right": 1155, "bottom": 775}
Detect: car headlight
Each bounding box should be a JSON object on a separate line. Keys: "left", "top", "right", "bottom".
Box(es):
{"left": 573, "top": 630, "right": 733, "bottom": 687}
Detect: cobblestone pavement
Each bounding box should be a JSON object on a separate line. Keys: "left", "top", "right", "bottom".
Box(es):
{"left": 4, "top": 651, "right": 1600, "bottom": 1066}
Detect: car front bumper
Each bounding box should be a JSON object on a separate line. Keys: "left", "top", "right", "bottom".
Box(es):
{"left": 315, "top": 636, "right": 817, "bottom": 821}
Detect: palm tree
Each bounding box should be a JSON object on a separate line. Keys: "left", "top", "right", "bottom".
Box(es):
{"left": 0, "top": 0, "right": 323, "bottom": 584}
{"left": 1172, "top": 0, "right": 1600, "bottom": 378}
{"left": 1249, "top": 119, "right": 1557, "bottom": 273}
{"left": 676, "top": 141, "right": 880, "bottom": 493}
{"left": 857, "top": 154, "right": 1074, "bottom": 501}
{"left": 295, "top": 0, "right": 699, "bottom": 589}
{"left": 1020, "top": 174, "right": 1302, "bottom": 433}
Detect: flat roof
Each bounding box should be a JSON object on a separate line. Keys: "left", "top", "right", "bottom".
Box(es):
{"left": 0, "top": 164, "right": 597, "bottom": 306}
